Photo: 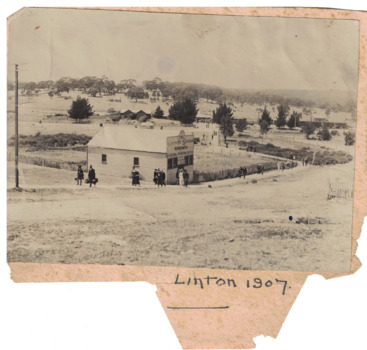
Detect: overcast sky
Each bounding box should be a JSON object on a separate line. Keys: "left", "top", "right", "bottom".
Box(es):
{"left": 7, "top": 8, "right": 360, "bottom": 92}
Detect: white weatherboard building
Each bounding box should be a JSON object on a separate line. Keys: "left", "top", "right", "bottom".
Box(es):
{"left": 87, "top": 127, "right": 194, "bottom": 184}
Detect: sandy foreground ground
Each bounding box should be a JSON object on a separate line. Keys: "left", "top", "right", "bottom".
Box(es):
{"left": 7, "top": 161, "right": 354, "bottom": 273}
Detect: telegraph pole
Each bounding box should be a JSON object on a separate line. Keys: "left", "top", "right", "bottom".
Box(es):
{"left": 15, "top": 64, "right": 19, "bottom": 188}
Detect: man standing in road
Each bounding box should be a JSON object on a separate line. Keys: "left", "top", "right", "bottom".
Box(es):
{"left": 88, "top": 165, "right": 96, "bottom": 187}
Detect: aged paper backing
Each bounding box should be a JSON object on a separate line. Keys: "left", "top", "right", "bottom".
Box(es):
{"left": 7, "top": 6, "right": 367, "bottom": 349}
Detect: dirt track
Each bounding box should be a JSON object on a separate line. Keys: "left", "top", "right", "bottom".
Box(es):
{"left": 7, "top": 161, "right": 353, "bottom": 272}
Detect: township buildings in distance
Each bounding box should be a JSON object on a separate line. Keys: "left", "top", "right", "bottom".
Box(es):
{"left": 87, "top": 127, "right": 195, "bottom": 184}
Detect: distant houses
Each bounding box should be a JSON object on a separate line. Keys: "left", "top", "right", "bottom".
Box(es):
{"left": 106, "top": 109, "right": 152, "bottom": 123}
{"left": 313, "top": 117, "right": 328, "bottom": 123}
{"left": 299, "top": 120, "right": 348, "bottom": 129}
{"left": 196, "top": 116, "right": 212, "bottom": 123}
{"left": 135, "top": 110, "right": 151, "bottom": 122}
{"left": 120, "top": 109, "right": 134, "bottom": 119}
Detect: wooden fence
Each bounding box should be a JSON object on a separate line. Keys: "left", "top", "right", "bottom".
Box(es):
{"left": 327, "top": 177, "right": 353, "bottom": 200}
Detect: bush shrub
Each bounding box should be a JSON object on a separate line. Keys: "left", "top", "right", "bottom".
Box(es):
{"left": 8, "top": 133, "right": 92, "bottom": 150}
{"left": 344, "top": 131, "right": 355, "bottom": 146}
{"left": 238, "top": 140, "right": 352, "bottom": 165}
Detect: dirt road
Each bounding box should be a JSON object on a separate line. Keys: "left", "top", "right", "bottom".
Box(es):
{"left": 7, "top": 162, "right": 353, "bottom": 272}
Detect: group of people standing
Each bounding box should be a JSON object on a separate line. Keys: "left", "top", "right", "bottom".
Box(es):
{"left": 238, "top": 164, "right": 263, "bottom": 178}
{"left": 76, "top": 165, "right": 97, "bottom": 187}
{"left": 238, "top": 166, "right": 248, "bottom": 178}
{"left": 176, "top": 168, "right": 189, "bottom": 187}
{"left": 153, "top": 169, "right": 166, "bottom": 187}
{"left": 77, "top": 164, "right": 191, "bottom": 187}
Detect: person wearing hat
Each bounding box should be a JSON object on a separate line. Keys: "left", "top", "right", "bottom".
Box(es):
{"left": 88, "top": 165, "right": 96, "bottom": 187}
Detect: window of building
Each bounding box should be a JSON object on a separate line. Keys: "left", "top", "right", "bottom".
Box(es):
{"left": 185, "top": 155, "right": 193, "bottom": 165}
{"left": 102, "top": 154, "right": 107, "bottom": 164}
{"left": 172, "top": 157, "right": 178, "bottom": 168}
{"left": 168, "top": 158, "right": 178, "bottom": 169}
{"left": 133, "top": 157, "right": 139, "bottom": 167}
{"left": 168, "top": 158, "right": 173, "bottom": 169}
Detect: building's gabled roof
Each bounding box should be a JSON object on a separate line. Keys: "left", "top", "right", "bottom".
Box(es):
{"left": 136, "top": 110, "right": 151, "bottom": 117}
{"left": 121, "top": 109, "right": 134, "bottom": 115}
{"left": 88, "top": 127, "right": 183, "bottom": 153}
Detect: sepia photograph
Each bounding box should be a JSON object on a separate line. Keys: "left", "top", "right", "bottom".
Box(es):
{"left": 7, "top": 7, "right": 360, "bottom": 273}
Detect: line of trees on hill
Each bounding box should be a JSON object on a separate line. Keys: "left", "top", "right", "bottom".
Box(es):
{"left": 10, "top": 75, "right": 356, "bottom": 115}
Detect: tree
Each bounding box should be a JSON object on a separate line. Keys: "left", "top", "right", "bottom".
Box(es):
{"left": 235, "top": 118, "right": 247, "bottom": 132}
{"left": 119, "top": 79, "right": 136, "bottom": 91}
{"left": 104, "top": 80, "right": 116, "bottom": 94}
{"left": 92, "top": 78, "right": 105, "bottom": 94}
{"left": 344, "top": 131, "right": 355, "bottom": 145}
{"left": 25, "top": 89, "right": 34, "bottom": 101}
{"left": 220, "top": 113, "right": 234, "bottom": 142}
{"left": 287, "top": 111, "right": 302, "bottom": 129}
{"left": 144, "top": 77, "right": 163, "bottom": 91}
{"left": 22, "top": 81, "right": 37, "bottom": 93}
{"left": 203, "top": 86, "right": 223, "bottom": 103}
{"left": 212, "top": 103, "right": 233, "bottom": 124}
{"left": 259, "top": 106, "right": 272, "bottom": 125}
{"left": 168, "top": 98, "right": 198, "bottom": 124}
{"left": 171, "top": 86, "right": 199, "bottom": 103}
{"left": 260, "top": 120, "right": 270, "bottom": 136}
{"left": 160, "top": 86, "right": 171, "bottom": 98}
{"left": 275, "top": 104, "right": 290, "bottom": 128}
{"left": 153, "top": 106, "right": 164, "bottom": 119}
{"left": 88, "top": 88, "right": 99, "bottom": 97}
{"left": 126, "top": 86, "right": 146, "bottom": 102}
{"left": 144, "top": 80, "right": 158, "bottom": 91}
{"left": 301, "top": 122, "right": 317, "bottom": 139}
{"left": 78, "top": 76, "right": 98, "bottom": 92}
{"left": 317, "top": 124, "right": 332, "bottom": 141}
{"left": 36, "top": 80, "right": 54, "bottom": 89}
{"left": 55, "top": 78, "right": 70, "bottom": 94}
{"left": 67, "top": 96, "right": 94, "bottom": 122}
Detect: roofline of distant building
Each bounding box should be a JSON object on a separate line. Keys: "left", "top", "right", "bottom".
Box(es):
{"left": 87, "top": 145, "right": 167, "bottom": 155}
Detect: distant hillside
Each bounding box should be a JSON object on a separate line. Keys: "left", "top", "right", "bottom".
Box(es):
{"left": 257, "top": 89, "right": 357, "bottom": 107}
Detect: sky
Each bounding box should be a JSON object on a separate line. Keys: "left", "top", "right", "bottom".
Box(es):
{"left": 7, "top": 8, "right": 360, "bottom": 93}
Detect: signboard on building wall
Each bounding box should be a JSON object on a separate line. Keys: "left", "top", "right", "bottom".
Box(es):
{"left": 166, "top": 130, "right": 194, "bottom": 162}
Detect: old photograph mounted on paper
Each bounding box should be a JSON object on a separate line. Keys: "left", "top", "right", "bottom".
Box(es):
{"left": 7, "top": 8, "right": 359, "bottom": 273}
